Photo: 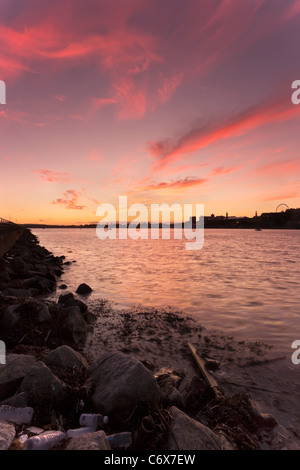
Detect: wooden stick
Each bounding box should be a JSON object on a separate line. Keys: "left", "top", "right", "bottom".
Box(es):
{"left": 188, "top": 343, "right": 221, "bottom": 398}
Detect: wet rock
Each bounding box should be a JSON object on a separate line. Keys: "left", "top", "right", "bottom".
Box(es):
{"left": 58, "top": 306, "right": 88, "bottom": 347}
{"left": 58, "top": 292, "right": 74, "bottom": 306}
{"left": 89, "top": 351, "right": 161, "bottom": 416}
{"left": 59, "top": 284, "right": 68, "bottom": 290}
{"left": 65, "top": 430, "right": 111, "bottom": 450}
{"left": 20, "top": 361, "right": 70, "bottom": 407}
{"left": 76, "top": 283, "right": 92, "bottom": 295}
{"left": 64, "top": 298, "right": 88, "bottom": 314}
{"left": 0, "top": 419, "right": 16, "bottom": 450}
{"left": 0, "top": 354, "right": 36, "bottom": 401}
{"left": 44, "top": 345, "right": 88, "bottom": 373}
{"left": 251, "top": 401, "right": 278, "bottom": 429}
{"left": 167, "top": 406, "right": 222, "bottom": 450}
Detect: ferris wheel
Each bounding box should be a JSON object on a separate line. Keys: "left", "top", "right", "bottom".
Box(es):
{"left": 276, "top": 203, "right": 289, "bottom": 212}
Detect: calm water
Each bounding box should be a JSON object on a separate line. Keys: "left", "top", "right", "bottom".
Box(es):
{"left": 32, "top": 228, "right": 300, "bottom": 354}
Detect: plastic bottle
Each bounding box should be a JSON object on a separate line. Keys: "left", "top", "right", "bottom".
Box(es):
{"left": 25, "top": 431, "right": 66, "bottom": 450}
{"left": 66, "top": 426, "right": 97, "bottom": 438}
{"left": 0, "top": 405, "right": 34, "bottom": 424}
{"left": 107, "top": 432, "right": 132, "bottom": 449}
{"left": 79, "top": 413, "right": 108, "bottom": 428}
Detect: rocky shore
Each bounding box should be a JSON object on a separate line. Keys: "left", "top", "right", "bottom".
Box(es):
{"left": 0, "top": 230, "right": 280, "bottom": 450}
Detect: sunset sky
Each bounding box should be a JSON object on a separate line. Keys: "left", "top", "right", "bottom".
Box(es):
{"left": 0, "top": 0, "right": 300, "bottom": 224}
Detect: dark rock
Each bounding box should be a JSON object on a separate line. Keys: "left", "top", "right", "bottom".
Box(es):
{"left": 44, "top": 345, "right": 88, "bottom": 372}
{"left": 11, "top": 257, "right": 25, "bottom": 274}
{"left": 76, "top": 283, "right": 93, "bottom": 295}
{"left": 23, "top": 276, "right": 54, "bottom": 294}
{"left": 0, "top": 392, "right": 28, "bottom": 408}
{"left": 58, "top": 306, "right": 88, "bottom": 347}
{"left": 250, "top": 401, "right": 278, "bottom": 429}
{"left": 20, "top": 361, "right": 70, "bottom": 408}
{"left": 58, "top": 292, "right": 74, "bottom": 305}
{"left": 0, "top": 354, "right": 36, "bottom": 401}
{"left": 89, "top": 351, "right": 161, "bottom": 416}
{"left": 64, "top": 298, "right": 88, "bottom": 313}
{"left": 183, "top": 376, "right": 212, "bottom": 414}
{"left": 167, "top": 406, "right": 222, "bottom": 450}
{"left": 59, "top": 284, "right": 68, "bottom": 290}
{"left": 1, "top": 300, "right": 51, "bottom": 328}
{"left": 1, "top": 288, "right": 32, "bottom": 298}
{"left": 0, "top": 272, "right": 10, "bottom": 284}
{"left": 33, "top": 263, "right": 48, "bottom": 274}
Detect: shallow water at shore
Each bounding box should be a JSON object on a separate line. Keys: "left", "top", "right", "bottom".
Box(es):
{"left": 33, "top": 228, "right": 300, "bottom": 355}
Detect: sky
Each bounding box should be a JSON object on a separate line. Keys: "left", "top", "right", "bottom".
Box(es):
{"left": 0, "top": 0, "right": 300, "bottom": 224}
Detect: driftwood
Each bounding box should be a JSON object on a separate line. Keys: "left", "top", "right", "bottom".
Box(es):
{"left": 188, "top": 343, "right": 221, "bottom": 398}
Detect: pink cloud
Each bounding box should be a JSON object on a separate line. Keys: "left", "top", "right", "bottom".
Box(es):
{"left": 52, "top": 189, "right": 85, "bottom": 210}
{"left": 139, "top": 177, "right": 207, "bottom": 193}
{"left": 33, "top": 169, "right": 71, "bottom": 183}
{"left": 149, "top": 97, "right": 300, "bottom": 171}
{"left": 155, "top": 73, "right": 183, "bottom": 107}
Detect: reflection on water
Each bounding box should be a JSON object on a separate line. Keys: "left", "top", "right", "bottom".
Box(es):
{"left": 32, "top": 228, "right": 300, "bottom": 354}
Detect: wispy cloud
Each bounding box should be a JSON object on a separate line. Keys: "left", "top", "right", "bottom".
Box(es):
{"left": 33, "top": 169, "right": 71, "bottom": 183}
{"left": 139, "top": 177, "right": 207, "bottom": 193}
{"left": 52, "top": 189, "right": 85, "bottom": 210}
{"left": 149, "top": 97, "right": 300, "bottom": 171}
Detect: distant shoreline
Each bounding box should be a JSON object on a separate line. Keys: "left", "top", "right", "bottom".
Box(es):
{"left": 27, "top": 225, "right": 300, "bottom": 230}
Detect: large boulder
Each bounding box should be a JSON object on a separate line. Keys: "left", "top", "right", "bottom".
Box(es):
{"left": 65, "top": 431, "right": 111, "bottom": 450}
{"left": 167, "top": 406, "right": 222, "bottom": 450}
{"left": 44, "top": 345, "right": 88, "bottom": 372}
{"left": 89, "top": 351, "right": 161, "bottom": 416}
{"left": 1, "top": 300, "right": 51, "bottom": 328}
{"left": 20, "top": 361, "right": 70, "bottom": 407}
{"left": 0, "top": 354, "right": 36, "bottom": 401}
{"left": 0, "top": 419, "right": 15, "bottom": 450}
